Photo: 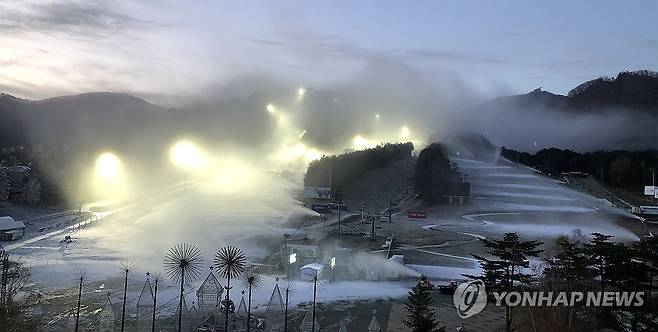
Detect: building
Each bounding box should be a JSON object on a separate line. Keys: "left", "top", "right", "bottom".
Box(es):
{"left": 300, "top": 263, "right": 324, "bottom": 281}
{"left": 0, "top": 216, "right": 25, "bottom": 241}
{"left": 443, "top": 182, "right": 470, "bottom": 205}
{"left": 303, "top": 187, "right": 331, "bottom": 203}
{"left": 265, "top": 283, "right": 284, "bottom": 332}
{"left": 136, "top": 278, "right": 154, "bottom": 332}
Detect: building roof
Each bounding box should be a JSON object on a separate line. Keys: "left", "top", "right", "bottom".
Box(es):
{"left": 339, "top": 320, "right": 348, "bottom": 332}
{"left": 265, "top": 283, "right": 284, "bottom": 313}
{"left": 303, "top": 187, "right": 331, "bottom": 200}
{"left": 196, "top": 271, "right": 223, "bottom": 298}
{"left": 368, "top": 314, "right": 381, "bottom": 332}
{"left": 300, "top": 263, "right": 324, "bottom": 271}
{"left": 0, "top": 216, "right": 24, "bottom": 231}
{"left": 236, "top": 295, "right": 247, "bottom": 317}
{"left": 137, "top": 278, "right": 154, "bottom": 307}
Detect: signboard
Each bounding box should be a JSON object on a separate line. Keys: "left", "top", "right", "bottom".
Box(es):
{"left": 655, "top": 191, "right": 658, "bottom": 199}
{"left": 646, "top": 186, "right": 656, "bottom": 196}
{"left": 408, "top": 211, "right": 427, "bottom": 219}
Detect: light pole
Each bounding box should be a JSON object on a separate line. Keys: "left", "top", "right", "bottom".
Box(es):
{"left": 311, "top": 273, "right": 318, "bottom": 332}
{"left": 388, "top": 196, "right": 392, "bottom": 223}
{"left": 75, "top": 275, "right": 83, "bottom": 332}
{"left": 151, "top": 275, "right": 159, "bottom": 332}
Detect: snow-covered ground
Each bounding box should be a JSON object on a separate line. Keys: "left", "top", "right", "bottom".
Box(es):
{"left": 452, "top": 157, "right": 639, "bottom": 242}
{"left": 4, "top": 155, "right": 645, "bottom": 323}
{"left": 393, "top": 157, "right": 641, "bottom": 282}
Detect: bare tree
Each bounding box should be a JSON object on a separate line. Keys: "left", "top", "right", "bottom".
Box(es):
{"left": 119, "top": 261, "right": 135, "bottom": 332}
{"left": 0, "top": 254, "right": 40, "bottom": 330}
{"left": 214, "top": 246, "right": 246, "bottom": 332}
{"left": 164, "top": 244, "right": 203, "bottom": 332}
{"left": 239, "top": 267, "right": 262, "bottom": 332}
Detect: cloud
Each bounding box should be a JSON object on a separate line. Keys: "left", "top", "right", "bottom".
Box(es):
{"left": 0, "top": 1, "right": 158, "bottom": 36}
{"left": 251, "top": 29, "right": 509, "bottom": 66}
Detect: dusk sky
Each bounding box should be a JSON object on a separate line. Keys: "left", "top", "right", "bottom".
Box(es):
{"left": 1, "top": 0, "right": 657, "bottom": 105}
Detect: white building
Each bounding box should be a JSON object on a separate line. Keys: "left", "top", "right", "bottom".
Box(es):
{"left": 300, "top": 263, "right": 324, "bottom": 281}
{"left": 0, "top": 216, "right": 25, "bottom": 241}
{"left": 303, "top": 187, "right": 331, "bottom": 201}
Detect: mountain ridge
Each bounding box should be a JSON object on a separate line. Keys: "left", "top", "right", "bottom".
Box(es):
{"left": 480, "top": 69, "right": 658, "bottom": 113}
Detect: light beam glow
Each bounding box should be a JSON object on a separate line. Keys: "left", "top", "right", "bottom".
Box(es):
{"left": 353, "top": 135, "right": 375, "bottom": 150}
{"left": 400, "top": 126, "right": 411, "bottom": 139}
{"left": 170, "top": 141, "right": 204, "bottom": 169}
{"left": 95, "top": 153, "right": 121, "bottom": 179}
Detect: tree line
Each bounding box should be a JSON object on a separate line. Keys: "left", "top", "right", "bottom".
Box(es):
{"left": 0, "top": 146, "right": 71, "bottom": 212}
{"left": 501, "top": 147, "right": 658, "bottom": 191}
{"left": 303, "top": 142, "right": 414, "bottom": 188}
{"left": 404, "top": 231, "right": 657, "bottom": 331}
{"left": 414, "top": 143, "right": 462, "bottom": 203}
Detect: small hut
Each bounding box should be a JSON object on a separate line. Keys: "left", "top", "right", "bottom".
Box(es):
{"left": 265, "top": 283, "right": 284, "bottom": 331}
{"left": 136, "top": 277, "right": 154, "bottom": 331}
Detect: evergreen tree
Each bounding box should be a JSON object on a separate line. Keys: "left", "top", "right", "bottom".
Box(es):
{"left": 403, "top": 280, "right": 445, "bottom": 332}
{"left": 583, "top": 233, "right": 615, "bottom": 292}
{"left": 544, "top": 237, "right": 592, "bottom": 291}
{"left": 464, "top": 232, "right": 543, "bottom": 332}
{"left": 634, "top": 236, "right": 658, "bottom": 302}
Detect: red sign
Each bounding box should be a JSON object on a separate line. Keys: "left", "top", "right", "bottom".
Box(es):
{"left": 408, "top": 211, "right": 427, "bottom": 219}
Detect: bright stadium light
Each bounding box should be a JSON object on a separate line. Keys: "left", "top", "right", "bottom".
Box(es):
{"left": 304, "top": 149, "right": 323, "bottom": 163}
{"left": 353, "top": 135, "right": 373, "bottom": 150}
{"left": 170, "top": 141, "right": 204, "bottom": 169}
{"left": 266, "top": 103, "right": 275, "bottom": 113}
{"left": 400, "top": 126, "right": 411, "bottom": 139}
{"left": 95, "top": 153, "right": 121, "bottom": 179}
{"left": 297, "top": 87, "right": 306, "bottom": 98}
{"left": 375, "top": 113, "right": 380, "bottom": 120}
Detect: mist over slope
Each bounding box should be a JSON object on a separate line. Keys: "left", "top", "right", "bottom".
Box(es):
{"left": 466, "top": 70, "right": 658, "bottom": 152}
{"left": 1, "top": 66, "right": 657, "bottom": 169}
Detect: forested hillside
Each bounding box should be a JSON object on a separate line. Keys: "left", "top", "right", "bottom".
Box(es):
{"left": 501, "top": 147, "right": 658, "bottom": 191}
{"left": 304, "top": 142, "right": 414, "bottom": 189}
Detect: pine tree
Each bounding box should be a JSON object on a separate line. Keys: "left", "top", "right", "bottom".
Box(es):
{"left": 634, "top": 236, "right": 658, "bottom": 302}
{"left": 464, "top": 232, "right": 543, "bottom": 332}
{"left": 403, "top": 280, "right": 445, "bottom": 332}
{"left": 544, "top": 237, "right": 592, "bottom": 291}
{"left": 583, "top": 233, "right": 615, "bottom": 292}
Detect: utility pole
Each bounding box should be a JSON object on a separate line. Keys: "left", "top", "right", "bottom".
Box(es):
{"left": 151, "top": 276, "right": 158, "bottom": 332}
{"left": 361, "top": 203, "right": 365, "bottom": 224}
{"left": 284, "top": 287, "right": 289, "bottom": 332}
{"left": 371, "top": 214, "right": 375, "bottom": 239}
{"left": 75, "top": 276, "right": 83, "bottom": 332}
{"left": 311, "top": 273, "right": 318, "bottom": 332}
{"left": 328, "top": 166, "right": 332, "bottom": 192}
{"left": 335, "top": 190, "right": 342, "bottom": 241}
{"left": 651, "top": 168, "right": 656, "bottom": 205}
{"left": 388, "top": 197, "right": 392, "bottom": 223}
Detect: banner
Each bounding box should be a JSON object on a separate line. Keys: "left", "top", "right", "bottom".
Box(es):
{"left": 408, "top": 211, "right": 427, "bottom": 219}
